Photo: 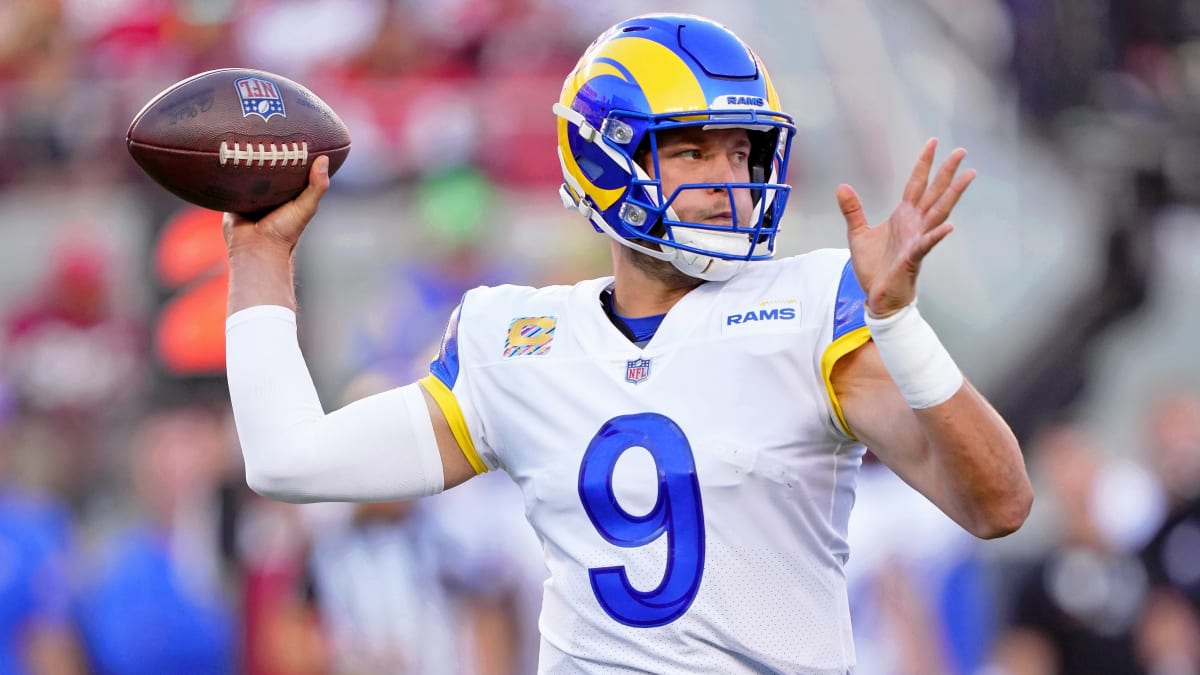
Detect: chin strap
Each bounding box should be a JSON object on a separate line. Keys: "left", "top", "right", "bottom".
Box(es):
{"left": 670, "top": 231, "right": 748, "bottom": 281}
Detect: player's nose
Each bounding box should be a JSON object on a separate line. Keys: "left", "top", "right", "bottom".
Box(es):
{"left": 704, "top": 155, "right": 740, "bottom": 187}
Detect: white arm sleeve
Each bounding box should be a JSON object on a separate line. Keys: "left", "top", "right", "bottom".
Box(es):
{"left": 225, "top": 305, "right": 445, "bottom": 503}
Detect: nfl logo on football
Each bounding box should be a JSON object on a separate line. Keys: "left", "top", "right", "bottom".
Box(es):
{"left": 625, "top": 358, "right": 651, "bottom": 384}
{"left": 235, "top": 77, "right": 287, "bottom": 121}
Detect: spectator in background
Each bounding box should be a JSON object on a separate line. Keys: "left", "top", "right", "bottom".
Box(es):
{"left": 425, "top": 469, "right": 548, "bottom": 675}
{"left": 352, "top": 167, "right": 522, "bottom": 384}
{"left": 3, "top": 244, "right": 143, "bottom": 415}
{"left": 991, "top": 425, "right": 1165, "bottom": 675}
{"left": 1136, "top": 390, "right": 1200, "bottom": 672}
{"left": 0, "top": 388, "right": 84, "bottom": 675}
{"left": 292, "top": 371, "right": 527, "bottom": 675}
{"left": 304, "top": 499, "right": 521, "bottom": 675}
{"left": 0, "top": 0, "right": 68, "bottom": 183}
{"left": 1140, "top": 390, "right": 1200, "bottom": 609}
{"left": 0, "top": 0, "right": 61, "bottom": 78}
{"left": 237, "top": 492, "right": 326, "bottom": 675}
{"left": 1, "top": 242, "right": 146, "bottom": 506}
{"left": 847, "top": 454, "right": 994, "bottom": 675}
{"left": 75, "top": 405, "right": 236, "bottom": 675}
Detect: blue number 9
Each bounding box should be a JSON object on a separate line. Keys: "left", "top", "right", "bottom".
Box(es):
{"left": 577, "top": 413, "right": 705, "bottom": 628}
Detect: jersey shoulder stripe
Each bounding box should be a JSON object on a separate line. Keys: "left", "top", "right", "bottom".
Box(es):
{"left": 419, "top": 374, "right": 488, "bottom": 474}
{"left": 816, "top": 255, "right": 872, "bottom": 439}
{"left": 430, "top": 295, "right": 466, "bottom": 389}
{"left": 832, "top": 259, "right": 867, "bottom": 340}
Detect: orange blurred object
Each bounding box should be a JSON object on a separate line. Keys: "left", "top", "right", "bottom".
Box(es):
{"left": 153, "top": 207, "right": 229, "bottom": 375}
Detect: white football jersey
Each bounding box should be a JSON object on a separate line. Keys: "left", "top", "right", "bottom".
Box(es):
{"left": 421, "top": 249, "right": 871, "bottom": 675}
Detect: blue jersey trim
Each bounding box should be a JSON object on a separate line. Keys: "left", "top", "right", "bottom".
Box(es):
{"left": 833, "top": 260, "right": 867, "bottom": 340}
{"left": 430, "top": 295, "right": 465, "bottom": 388}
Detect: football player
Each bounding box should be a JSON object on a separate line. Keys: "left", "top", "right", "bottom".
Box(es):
{"left": 223, "top": 13, "right": 1033, "bottom": 674}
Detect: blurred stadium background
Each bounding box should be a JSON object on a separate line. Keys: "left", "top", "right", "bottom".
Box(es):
{"left": 1, "top": 0, "right": 1199, "bottom": 673}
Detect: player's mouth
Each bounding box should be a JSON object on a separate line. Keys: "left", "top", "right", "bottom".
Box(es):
{"left": 703, "top": 211, "right": 735, "bottom": 227}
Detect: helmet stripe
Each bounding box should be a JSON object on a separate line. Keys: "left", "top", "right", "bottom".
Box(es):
{"left": 556, "top": 117, "right": 624, "bottom": 211}
{"left": 587, "top": 59, "right": 633, "bottom": 85}
{"left": 563, "top": 60, "right": 628, "bottom": 103}
{"left": 601, "top": 37, "right": 707, "bottom": 113}
{"left": 753, "top": 52, "right": 782, "bottom": 111}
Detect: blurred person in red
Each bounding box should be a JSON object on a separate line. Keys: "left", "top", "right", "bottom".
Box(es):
{"left": 237, "top": 495, "right": 325, "bottom": 675}
{"left": 2, "top": 241, "right": 146, "bottom": 503}
{"left": 0, "top": 385, "right": 84, "bottom": 675}
{"left": 74, "top": 404, "right": 236, "bottom": 674}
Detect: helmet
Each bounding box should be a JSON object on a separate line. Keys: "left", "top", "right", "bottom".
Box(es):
{"left": 555, "top": 14, "right": 795, "bottom": 281}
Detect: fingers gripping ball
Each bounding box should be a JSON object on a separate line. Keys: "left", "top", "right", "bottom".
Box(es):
{"left": 127, "top": 68, "right": 351, "bottom": 214}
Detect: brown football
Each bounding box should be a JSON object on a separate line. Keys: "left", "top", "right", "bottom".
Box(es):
{"left": 127, "top": 68, "right": 351, "bottom": 214}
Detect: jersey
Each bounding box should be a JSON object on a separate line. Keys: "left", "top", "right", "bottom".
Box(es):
{"left": 421, "top": 249, "right": 872, "bottom": 674}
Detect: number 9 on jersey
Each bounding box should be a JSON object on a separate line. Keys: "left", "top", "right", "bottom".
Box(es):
{"left": 577, "top": 413, "right": 706, "bottom": 628}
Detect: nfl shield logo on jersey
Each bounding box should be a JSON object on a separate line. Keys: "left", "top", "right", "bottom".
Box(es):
{"left": 625, "top": 358, "right": 651, "bottom": 384}
{"left": 235, "top": 77, "right": 286, "bottom": 121}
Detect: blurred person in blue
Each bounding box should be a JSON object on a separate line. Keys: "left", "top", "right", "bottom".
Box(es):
{"left": 353, "top": 167, "right": 524, "bottom": 385}
{"left": 222, "top": 13, "right": 1033, "bottom": 674}
{"left": 846, "top": 454, "right": 995, "bottom": 675}
{"left": 75, "top": 405, "right": 236, "bottom": 675}
{"left": 0, "top": 386, "right": 84, "bottom": 674}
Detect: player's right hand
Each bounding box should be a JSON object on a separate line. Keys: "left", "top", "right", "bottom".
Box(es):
{"left": 223, "top": 155, "right": 330, "bottom": 256}
{"left": 836, "top": 139, "right": 973, "bottom": 318}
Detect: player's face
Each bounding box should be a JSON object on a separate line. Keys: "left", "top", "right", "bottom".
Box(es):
{"left": 644, "top": 127, "right": 755, "bottom": 228}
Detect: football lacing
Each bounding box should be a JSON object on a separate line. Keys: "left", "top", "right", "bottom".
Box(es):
{"left": 218, "top": 141, "right": 309, "bottom": 167}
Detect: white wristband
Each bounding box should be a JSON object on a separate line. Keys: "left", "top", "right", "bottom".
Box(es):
{"left": 863, "top": 302, "right": 963, "bottom": 409}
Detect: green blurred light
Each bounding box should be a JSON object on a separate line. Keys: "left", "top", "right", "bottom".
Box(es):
{"left": 415, "top": 167, "right": 495, "bottom": 242}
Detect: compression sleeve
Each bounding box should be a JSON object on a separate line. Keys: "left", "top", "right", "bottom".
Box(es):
{"left": 226, "top": 305, "right": 445, "bottom": 503}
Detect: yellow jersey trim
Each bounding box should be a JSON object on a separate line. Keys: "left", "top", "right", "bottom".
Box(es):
{"left": 820, "top": 325, "right": 872, "bottom": 439}
{"left": 419, "top": 375, "right": 488, "bottom": 475}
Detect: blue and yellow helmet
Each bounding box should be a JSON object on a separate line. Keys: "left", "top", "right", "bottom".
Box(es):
{"left": 555, "top": 14, "right": 796, "bottom": 280}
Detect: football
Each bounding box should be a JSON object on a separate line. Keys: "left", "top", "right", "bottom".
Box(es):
{"left": 127, "top": 68, "right": 351, "bottom": 214}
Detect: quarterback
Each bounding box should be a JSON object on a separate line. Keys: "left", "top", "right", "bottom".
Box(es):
{"left": 223, "top": 14, "right": 1033, "bottom": 674}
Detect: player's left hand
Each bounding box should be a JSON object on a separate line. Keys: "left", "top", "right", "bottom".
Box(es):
{"left": 836, "top": 139, "right": 974, "bottom": 317}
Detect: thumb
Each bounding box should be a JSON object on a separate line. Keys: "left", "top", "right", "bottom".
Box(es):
{"left": 252, "top": 155, "right": 330, "bottom": 249}
{"left": 293, "top": 155, "right": 331, "bottom": 216}
{"left": 836, "top": 184, "right": 869, "bottom": 236}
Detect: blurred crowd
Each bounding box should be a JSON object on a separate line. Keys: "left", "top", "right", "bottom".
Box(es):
{"left": 0, "top": 0, "right": 610, "bottom": 189}
{"left": 0, "top": 0, "right": 1198, "bottom": 674}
